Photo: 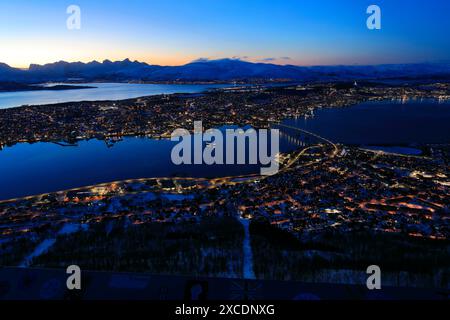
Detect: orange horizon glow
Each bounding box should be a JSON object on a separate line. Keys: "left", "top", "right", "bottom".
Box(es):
{"left": 4, "top": 54, "right": 412, "bottom": 70}
{"left": 3, "top": 54, "right": 329, "bottom": 70}
{"left": 1, "top": 1, "right": 449, "bottom": 70}
{"left": 2, "top": 37, "right": 410, "bottom": 70}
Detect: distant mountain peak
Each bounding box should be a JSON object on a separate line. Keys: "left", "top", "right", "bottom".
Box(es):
{"left": 1, "top": 58, "right": 449, "bottom": 83}
{"left": 191, "top": 57, "right": 246, "bottom": 63}
{"left": 0, "top": 62, "right": 13, "bottom": 69}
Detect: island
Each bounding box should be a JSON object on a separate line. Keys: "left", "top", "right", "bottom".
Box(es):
{"left": 0, "top": 82, "right": 95, "bottom": 93}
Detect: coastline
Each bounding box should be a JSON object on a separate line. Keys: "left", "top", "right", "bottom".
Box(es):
{"left": 1, "top": 82, "right": 449, "bottom": 149}
{"left": 0, "top": 83, "right": 95, "bottom": 93}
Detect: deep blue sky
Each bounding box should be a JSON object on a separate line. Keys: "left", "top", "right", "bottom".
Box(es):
{"left": 1, "top": 0, "right": 449, "bottom": 67}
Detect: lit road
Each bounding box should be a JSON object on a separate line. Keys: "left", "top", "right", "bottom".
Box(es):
{"left": 0, "top": 125, "right": 338, "bottom": 204}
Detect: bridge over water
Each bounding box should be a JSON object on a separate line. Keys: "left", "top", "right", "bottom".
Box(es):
{"left": 274, "top": 123, "right": 338, "bottom": 155}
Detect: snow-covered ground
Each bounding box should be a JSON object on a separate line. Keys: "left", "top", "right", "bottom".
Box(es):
{"left": 239, "top": 217, "right": 256, "bottom": 279}
{"left": 58, "top": 222, "right": 88, "bottom": 235}
{"left": 162, "top": 194, "right": 195, "bottom": 201}
{"left": 19, "top": 238, "right": 56, "bottom": 267}
{"left": 19, "top": 222, "right": 88, "bottom": 267}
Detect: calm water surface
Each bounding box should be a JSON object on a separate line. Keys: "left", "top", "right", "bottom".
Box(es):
{"left": 0, "top": 82, "right": 229, "bottom": 109}
{"left": 283, "top": 99, "right": 450, "bottom": 145}
{"left": 1, "top": 99, "right": 449, "bottom": 200}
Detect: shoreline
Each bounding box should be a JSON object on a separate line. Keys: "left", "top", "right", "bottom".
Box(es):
{"left": 0, "top": 93, "right": 448, "bottom": 149}
{"left": 0, "top": 83, "right": 95, "bottom": 93}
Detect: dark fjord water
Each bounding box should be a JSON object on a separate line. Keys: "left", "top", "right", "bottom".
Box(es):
{"left": 0, "top": 82, "right": 229, "bottom": 109}
{"left": 1, "top": 98, "right": 449, "bottom": 200}
{"left": 283, "top": 99, "right": 450, "bottom": 145}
